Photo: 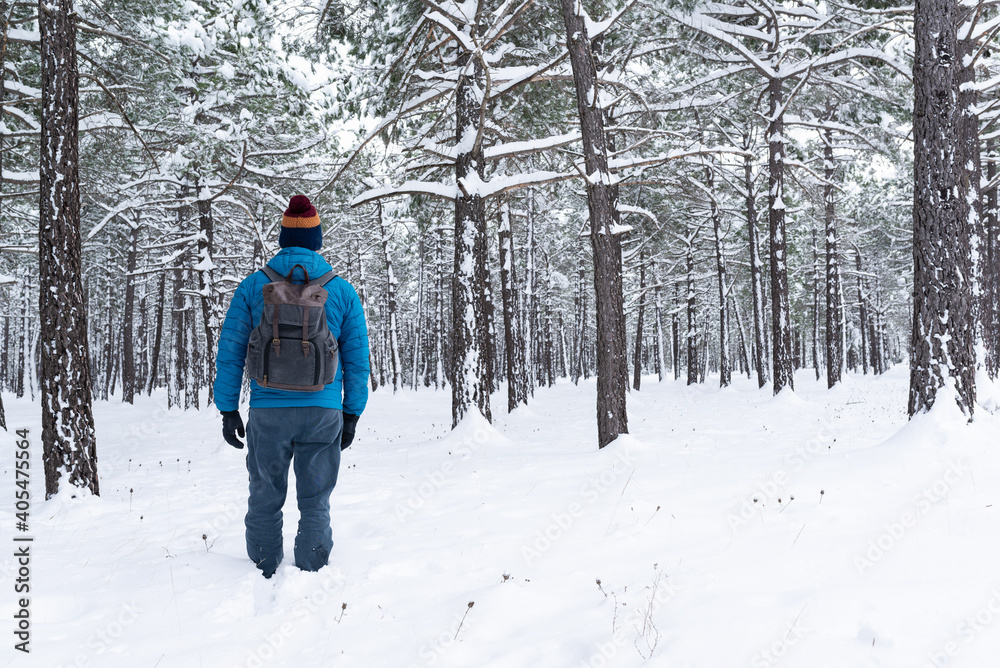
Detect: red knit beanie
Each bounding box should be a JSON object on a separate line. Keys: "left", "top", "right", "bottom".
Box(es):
{"left": 279, "top": 195, "right": 322, "bottom": 250}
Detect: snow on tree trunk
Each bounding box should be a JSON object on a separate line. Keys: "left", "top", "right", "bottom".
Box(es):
{"left": 377, "top": 202, "right": 402, "bottom": 393}
{"left": 655, "top": 281, "right": 665, "bottom": 382}
{"left": 732, "top": 298, "right": 752, "bottom": 379}
{"left": 672, "top": 282, "right": 680, "bottom": 381}
{"left": 709, "top": 164, "right": 731, "bottom": 388}
{"left": 572, "top": 259, "right": 586, "bottom": 384}
{"left": 909, "top": 0, "right": 977, "bottom": 416}
{"left": 767, "top": 73, "right": 794, "bottom": 395}
{"left": 525, "top": 192, "right": 537, "bottom": 391}
{"left": 985, "top": 137, "right": 1000, "bottom": 379}
{"left": 812, "top": 227, "right": 821, "bottom": 382}
{"left": 356, "top": 244, "right": 379, "bottom": 392}
{"left": 561, "top": 0, "right": 628, "bottom": 448}
{"left": 411, "top": 236, "right": 424, "bottom": 391}
{"left": 147, "top": 272, "right": 165, "bottom": 395}
{"left": 498, "top": 200, "right": 528, "bottom": 411}
{"left": 452, "top": 30, "right": 492, "bottom": 427}
{"left": 121, "top": 220, "right": 139, "bottom": 404}
{"left": 854, "top": 247, "right": 870, "bottom": 375}
{"left": 686, "top": 238, "right": 698, "bottom": 387}
{"left": 196, "top": 197, "right": 216, "bottom": 406}
{"left": 39, "top": 0, "right": 98, "bottom": 497}
{"left": 824, "top": 134, "right": 843, "bottom": 389}
{"left": 168, "top": 268, "right": 184, "bottom": 408}
{"left": 633, "top": 254, "right": 645, "bottom": 391}
{"left": 745, "top": 150, "right": 768, "bottom": 389}
{"left": 434, "top": 227, "right": 446, "bottom": 390}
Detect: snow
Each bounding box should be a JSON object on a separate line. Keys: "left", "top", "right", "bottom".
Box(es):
{"left": 5, "top": 368, "right": 1000, "bottom": 666}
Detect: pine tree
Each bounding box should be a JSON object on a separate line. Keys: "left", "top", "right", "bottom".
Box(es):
{"left": 39, "top": 0, "right": 98, "bottom": 497}
{"left": 909, "top": 0, "right": 977, "bottom": 416}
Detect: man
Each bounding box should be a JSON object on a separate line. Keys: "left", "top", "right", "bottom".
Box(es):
{"left": 214, "top": 194, "right": 369, "bottom": 578}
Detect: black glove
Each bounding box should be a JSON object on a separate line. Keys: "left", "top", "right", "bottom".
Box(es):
{"left": 222, "top": 411, "right": 245, "bottom": 449}
{"left": 340, "top": 413, "right": 359, "bottom": 450}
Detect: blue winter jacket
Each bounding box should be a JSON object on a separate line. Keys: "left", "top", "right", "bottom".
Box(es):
{"left": 214, "top": 247, "right": 370, "bottom": 415}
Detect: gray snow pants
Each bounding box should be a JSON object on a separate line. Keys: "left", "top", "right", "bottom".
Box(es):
{"left": 245, "top": 406, "right": 343, "bottom": 577}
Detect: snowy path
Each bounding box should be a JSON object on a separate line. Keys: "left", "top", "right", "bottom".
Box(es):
{"left": 3, "top": 367, "right": 1000, "bottom": 667}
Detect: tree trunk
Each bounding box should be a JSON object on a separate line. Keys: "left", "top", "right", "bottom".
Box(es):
{"left": 1, "top": 314, "right": 8, "bottom": 391}
{"left": 39, "top": 0, "right": 98, "bottom": 497}
{"left": 686, "top": 239, "right": 698, "bottom": 386}
{"left": 709, "top": 164, "right": 730, "bottom": 388}
{"left": 655, "top": 282, "right": 665, "bottom": 382}
{"left": 499, "top": 200, "right": 528, "bottom": 410}
{"left": 672, "top": 282, "right": 680, "bottom": 381}
{"left": 16, "top": 290, "right": 25, "bottom": 398}
{"left": 169, "top": 268, "right": 184, "bottom": 408}
{"left": 137, "top": 292, "right": 148, "bottom": 394}
{"left": 184, "top": 274, "right": 200, "bottom": 411}
{"left": 377, "top": 202, "right": 402, "bottom": 392}
{"left": 853, "top": 247, "right": 869, "bottom": 375}
{"left": 356, "top": 244, "right": 380, "bottom": 392}
{"left": 147, "top": 272, "right": 166, "bottom": 395}
{"left": 985, "top": 136, "right": 1000, "bottom": 378}
{"left": 451, "top": 21, "right": 492, "bottom": 425}
{"left": 767, "top": 73, "right": 794, "bottom": 395}
{"left": 812, "top": 228, "right": 821, "bottom": 382}
{"left": 572, "top": 257, "right": 586, "bottom": 384}
{"left": 733, "top": 298, "right": 752, "bottom": 379}
{"left": 196, "top": 197, "right": 216, "bottom": 406}
{"left": 411, "top": 235, "right": 424, "bottom": 390}
{"left": 633, "top": 254, "right": 645, "bottom": 391}
{"left": 561, "top": 0, "right": 629, "bottom": 447}
{"left": 909, "top": 0, "right": 977, "bottom": 416}
{"left": 745, "top": 148, "right": 768, "bottom": 389}
{"left": 121, "top": 221, "right": 138, "bottom": 404}
{"left": 823, "top": 133, "right": 843, "bottom": 388}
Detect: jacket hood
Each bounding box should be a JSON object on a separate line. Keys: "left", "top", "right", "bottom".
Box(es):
{"left": 266, "top": 247, "right": 333, "bottom": 283}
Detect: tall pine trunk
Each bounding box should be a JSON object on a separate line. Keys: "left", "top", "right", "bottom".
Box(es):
{"left": 499, "top": 201, "right": 528, "bottom": 410}
{"left": 745, "top": 149, "right": 768, "bottom": 389}
{"left": 985, "top": 137, "right": 1000, "bottom": 378}
{"left": 377, "top": 202, "right": 402, "bottom": 392}
{"left": 812, "top": 228, "right": 821, "bottom": 382}
{"left": 909, "top": 0, "right": 977, "bottom": 415}
{"left": 39, "top": 0, "right": 98, "bottom": 497}
{"left": 147, "top": 272, "right": 166, "bottom": 395}
{"left": 121, "top": 221, "right": 138, "bottom": 404}
{"left": 686, "top": 239, "right": 698, "bottom": 386}
{"left": 824, "top": 134, "right": 843, "bottom": 388}
{"left": 561, "top": 0, "right": 628, "bottom": 447}
{"left": 767, "top": 71, "right": 794, "bottom": 395}
{"left": 633, "top": 254, "right": 645, "bottom": 391}
{"left": 451, "top": 22, "right": 492, "bottom": 426}
{"left": 196, "top": 197, "right": 216, "bottom": 406}
{"left": 709, "top": 164, "right": 730, "bottom": 388}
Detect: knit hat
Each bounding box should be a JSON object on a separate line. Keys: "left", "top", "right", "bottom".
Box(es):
{"left": 279, "top": 195, "right": 322, "bottom": 250}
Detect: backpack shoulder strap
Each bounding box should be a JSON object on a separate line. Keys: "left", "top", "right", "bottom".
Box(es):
{"left": 312, "top": 271, "right": 337, "bottom": 287}
{"left": 261, "top": 266, "right": 283, "bottom": 282}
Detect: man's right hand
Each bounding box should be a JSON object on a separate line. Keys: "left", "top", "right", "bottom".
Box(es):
{"left": 222, "top": 411, "right": 245, "bottom": 449}
{"left": 341, "top": 413, "right": 359, "bottom": 450}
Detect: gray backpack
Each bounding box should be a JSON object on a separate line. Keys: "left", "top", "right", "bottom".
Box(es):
{"left": 245, "top": 264, "right": 339, "bottom": 392}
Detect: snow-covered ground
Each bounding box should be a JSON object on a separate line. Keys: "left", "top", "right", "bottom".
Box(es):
{"left": 3, "top": 367, "right": 1000, "bottom": 668}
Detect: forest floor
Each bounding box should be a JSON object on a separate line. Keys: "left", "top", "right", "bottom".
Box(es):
{"left": 3, "top": 366, "right": 1000, "bottom": 668}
